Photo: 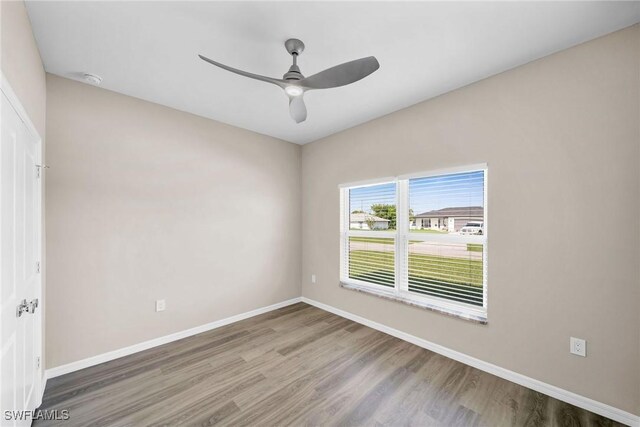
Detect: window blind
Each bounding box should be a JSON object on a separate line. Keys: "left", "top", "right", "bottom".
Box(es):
{"left": 407, "top": 241, "right": 484, "bottom": 306}
{"left": 340, "top": 167, "right": 487, "bottom": 314}
{"left": 406, "top": 170, "right": 485, "bottom": 306}
{"left": 342, "top": 182, "right": 397, "bottom": 288}
{"left": 348, "top": 236, "right": 395, "bottom": 287}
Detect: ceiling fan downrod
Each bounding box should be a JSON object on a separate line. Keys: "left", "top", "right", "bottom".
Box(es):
{"left": 283, "top": 39, "right": 305, "bottom": 81}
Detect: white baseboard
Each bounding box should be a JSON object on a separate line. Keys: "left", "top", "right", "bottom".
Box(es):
{"left": 301, "top": 297, "right": 639, "bottom": 427}
{"left": 45, "top": 297, "right": 302, "bottom": 380}
{"left": 39, "top": 374, "right": 47, "bottom": 407}
{"left": 42, "top": 295, "right": 638, "bottom": 426}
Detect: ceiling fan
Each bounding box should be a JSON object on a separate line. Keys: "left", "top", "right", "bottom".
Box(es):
{"left": 198, "top": 39, "right": 379, "bottom": 124}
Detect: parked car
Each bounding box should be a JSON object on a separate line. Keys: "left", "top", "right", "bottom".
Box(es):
{"left": 459, "top": 222, "right": 483, "bottom": 235}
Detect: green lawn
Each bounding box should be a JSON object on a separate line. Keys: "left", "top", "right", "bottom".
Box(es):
{"left": 409, "top": 229, "right": 448, "bottom": 234}
{"left": 348, "top": 249, "right": 483, "bottom": 306}
{"left": 349, "top": 236, "right": 424, "bottom": 245}
{"left": 467, "top": 243, "right": 483, "bottom": 252}
{"left": 349, "top": 236, "right": 483, "bottom": 251}
{"left": 349, "top": 229, "right": 448, "bottom": 236}
{"left": 348, "top": 236, "right": 395, "bottom": 244}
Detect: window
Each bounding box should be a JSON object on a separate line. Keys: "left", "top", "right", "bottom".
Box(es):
{"left": 343, "top": 182, "right": 396, "bottom": 288}
{"left": 340, "top": 165, "right": 487, "bottom": 322}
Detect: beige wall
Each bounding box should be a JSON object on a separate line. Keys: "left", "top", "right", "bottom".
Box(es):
{"left": 0, "top": 0, "right": 46, "bottom": 136}
{"left": 12, "top": 5, "right": 639, "bottom": 415}
{"left": 301, "top": 24, "right": 640, "bottom": 415}
{"left": 45, "top": 74, "right": 301, "bottom": 368}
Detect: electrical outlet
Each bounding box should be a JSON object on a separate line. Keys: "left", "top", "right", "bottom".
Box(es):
{"left": 570, "top": 337, "right": 586, "bottom": 357}
{"left": 311, "top": 274, "right": 316, "bottom": 284}
{"left": 156, "top": 299, "right": 166, "bottom": 312}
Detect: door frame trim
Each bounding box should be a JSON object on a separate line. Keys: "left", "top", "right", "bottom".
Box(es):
{"left": 1, "top": 71, "right": 45, "bottom": 408}
{"left": 1, "top": 73, "right": 41, "bottom": 144}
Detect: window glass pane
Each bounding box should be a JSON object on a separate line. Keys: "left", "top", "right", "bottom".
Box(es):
{"left": 409, "top": 171, "right": 484, "bottom": 234}
{"left": 349, "top": 183, "right": 396, "bottom": 231}
{"left": 408, "top": 241, "right": 484, "bottom": 306}
{"left": 348, "top": 236, "right": 395, "bottom": 287}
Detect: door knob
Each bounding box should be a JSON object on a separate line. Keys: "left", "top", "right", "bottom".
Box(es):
{"left": 16, "top": 299, "right": 29, "bottom": 317}
{"left": 27, "top": 298, "right": 39, "bottom": 314}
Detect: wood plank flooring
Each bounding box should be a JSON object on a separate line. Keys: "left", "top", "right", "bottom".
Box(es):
{"left": 36, "top": 303, "right": 622, "bottom": 426}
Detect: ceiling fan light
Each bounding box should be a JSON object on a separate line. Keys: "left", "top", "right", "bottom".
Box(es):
{"left": 285, "top": 85, "right": 303, "bottom": 97}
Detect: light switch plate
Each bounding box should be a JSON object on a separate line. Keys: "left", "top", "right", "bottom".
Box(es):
{"left": 311, "top": 274, "right": 316, "bottom": 284}
{"left": 156, "top": 299, "right": 166, "bottom": 312}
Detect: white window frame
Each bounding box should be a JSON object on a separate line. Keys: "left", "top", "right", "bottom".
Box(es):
{"left": 339, "top": 164, "right": 488, "bottom": 321}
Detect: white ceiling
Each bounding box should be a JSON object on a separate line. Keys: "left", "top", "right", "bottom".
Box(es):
{"left": 26, "top": 1, "right": 640, "bottom": 144}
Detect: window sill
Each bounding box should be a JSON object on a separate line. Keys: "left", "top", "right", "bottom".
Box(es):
{"left": 339, "top": 282, "right": 488, "bottom": 325}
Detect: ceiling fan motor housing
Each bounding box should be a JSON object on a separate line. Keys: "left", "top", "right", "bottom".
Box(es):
{"left": 284, "top": 64, "right": 303, "bottom": 81}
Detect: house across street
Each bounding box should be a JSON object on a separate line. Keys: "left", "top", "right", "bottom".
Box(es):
{"left": 350, "top": 213, "right": 390, "bottom": 230}
{"left": 413, "top": 206, "right": 483, "bottom": 232}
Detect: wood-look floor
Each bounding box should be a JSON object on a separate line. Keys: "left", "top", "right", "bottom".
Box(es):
{"left": 36, "top": 303, "right": 621, "bottom": 427}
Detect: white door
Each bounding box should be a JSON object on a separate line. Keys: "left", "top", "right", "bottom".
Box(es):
{"left": 1, "top": 81, "right": 43, "bottom": 425}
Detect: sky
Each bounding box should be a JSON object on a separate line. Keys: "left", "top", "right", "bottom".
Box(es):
{"left": 349, "top": 170, "right": 484, "bottom": 215}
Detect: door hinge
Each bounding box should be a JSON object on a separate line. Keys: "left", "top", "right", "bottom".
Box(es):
{"left": 35, "top": 164, "right": 49, "bottom": 179}
{"left": 36, "top": 261, "right": 40, "bottom": 274}
{"left": 36, "top": 357, "right": 41, "bottom": 369}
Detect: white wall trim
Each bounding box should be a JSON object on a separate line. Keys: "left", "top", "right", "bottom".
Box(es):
{"left": 397, "top": 162, "right": 487, "bottom": 180}
{"left": 41, "top": 294, "right": 639, "bottom": 425}
{"left": 301, "top": 297, "right": 639, "bottom": 427}
{"left": 1, "top": 71, "right": 46, "bottom": 410}
{"left": 40, "top": 376, "right": 47, "bottom": 404}
{"left": 1, "top": 72, "right": 43, "bottom": 142}
{"left": 45, "top": 297, "right": 302, "bottom": 380}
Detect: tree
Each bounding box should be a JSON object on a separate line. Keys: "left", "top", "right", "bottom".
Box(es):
{"left": 371, "top": 204, "right": 397, "bottom": 229}
{"left": 365, "top": 216, "right": 376, "bottom": 230}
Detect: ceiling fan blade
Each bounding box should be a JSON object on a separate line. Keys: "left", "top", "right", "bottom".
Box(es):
{"left": 289, "top": 95, "right": 307, "bottom": 123}
{"left": 198, "top": 54, "right": 286, "bottom": 88}
{"left": 299, "top": 56, "right": 380, "bottom": 90}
